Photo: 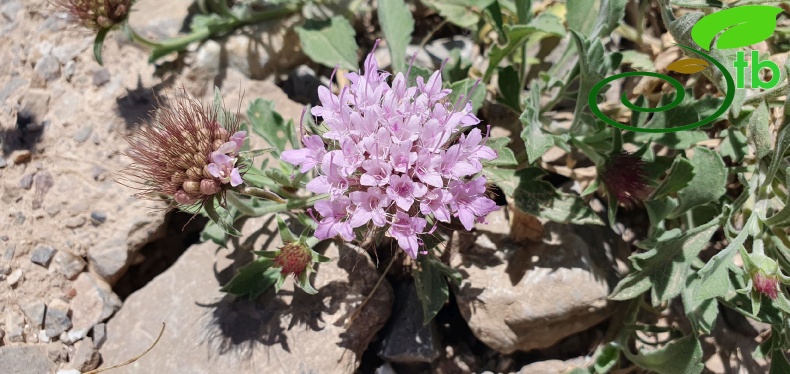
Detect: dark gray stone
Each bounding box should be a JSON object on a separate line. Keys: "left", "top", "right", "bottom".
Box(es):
{"left": 44, "top": 303, "right": 72, "bottom": 338}
{"left": 0, "top": 156, "right": 6, "bottom": 168}
{"left": 30, "top": 245, "right": 56, "bottom": 267}
{"left": 3, "top": 245, "right": 14, "bottom": 263}
{"left": 14, "top": 212, "right": 25, "bottom": 225}
{"left": 90, "top": 211, "right": 107, "bottom": 225}
{"left": 23, "top": 301, "right": 46, "bottom": 328}
{"left": 32, "top": 170, "right": 54, "bottom": 210}
{"left": 0, "top": 346, "right": 53, "bottom": 374}
{"left": 19, "top": 173, "right": 34, "bottom": 189}
{"left": 54, "top": 251, "right": 86, "bottom": 279}
{"left": 72, "top": 127, "right": 92, "bottom": 143}
{"left": 378, "top": 281, "right": 441, "bottom": 363}
{"left": 92, "top": 323, "right": 106, "bottom": 348}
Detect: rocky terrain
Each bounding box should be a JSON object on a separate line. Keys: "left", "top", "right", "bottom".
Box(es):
{"left": 0, "top": 0, "right": 774, "bottom": 373}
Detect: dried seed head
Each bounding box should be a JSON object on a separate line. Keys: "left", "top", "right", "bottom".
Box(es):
{"left": 54, "top": 0, "right": 132, "bottom": 30}
{"left": 753, "top": 272, "right": 779, "bottom": 300}
{"left": 121, "top": 89, "right": 246, "bottom": 208}
{"left": 274, "top": 242, "right": 312, "bottom": 277}
{"left": 600, "top": 151, "right": 649, "bottom": 207}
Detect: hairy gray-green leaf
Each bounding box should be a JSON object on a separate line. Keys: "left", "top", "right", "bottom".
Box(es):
{"left": 520, "top": 83, "right": 554, "bottom": 163}
{"left": 693, "top": 215, "right": 754, "bottom": 301}
{"left": 570, "top": 31, "right": 611, "bottom": 133}
{"left": 483, "top": 167, "right": 518, "bottom": 197}
{"left": 483, "top": 137, "right": 518, "bottom": 167}
{"left": 609, "top": 216, "right": 721, "bottom": 304}
{"left": 623, "top": 335, "right": 705, "bottom": 374}
{"left": 221, "top": 259, "right": 280, "bottom": 299}
{"left": 672, "top": 147, "right": 726, "bottom": 217}
{"left": 414, "top": 256, "right": 451, "bottom": 325}
{"left": 650, "top": 157, "right": 695, "bottom": 200}
{"left": 720, "top": 128, "right": 749, "bottom": 162}
{"left": 497, "top": 66, "right": 522, "bottom": 113}
{"left": 568, "top": 0, "right": 628, "bottom": 39}
{"left": 682, "top": 274, "right": 719, "bottom": 334}
{"left": 484, "top": 12, "right": 565, "bottom": 80}
{"left": 420, "top": 0, "right": 495, "bottom": 28}
{"left": 248, "top": 99, "right": 292, "bottom": 156}
{"left": 514, "top": 168, "right": 604, "bottom": 225}
{"left": 296, "top": 16, "right": 359, "bottom": 70}
{"left": 378, "top": 0, "right": 414, "bottom": 73}
{"left": 749, "top": 101, "right": 771, "bottom": 159}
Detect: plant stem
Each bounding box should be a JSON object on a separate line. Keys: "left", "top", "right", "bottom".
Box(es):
{"left": 234, "top": 186, "right": 287, "bottom": 203}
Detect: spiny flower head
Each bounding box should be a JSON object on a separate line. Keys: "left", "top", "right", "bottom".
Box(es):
{"left": 600, "top": 151, "right": 649, "bottom": 207}
{"left": 54, "top": 0, "right": 132, "bottom": 30}
{"left": 123, "top": 90, "right": 247, "bottom": 208}
{"left": 753, "top": 272, "right": 779, "bottom": 300}
{"left": 282, "top": 42, "right": 500, "bottom": 258}
{"left": 274, "top": 242, "right": 312, "bottom": 277}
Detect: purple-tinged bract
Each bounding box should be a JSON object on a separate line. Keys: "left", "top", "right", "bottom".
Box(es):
{"left": 600, "top": 151, "right": 649, "bottom": 207}
{"left": 282, "top": 45, "right": 500, "bottom": 258}
{"left": 54, "top": 0, "right": 132, "bottom": 30}
{"left": 122, "top": 90, "right": 247, "bottom": 208}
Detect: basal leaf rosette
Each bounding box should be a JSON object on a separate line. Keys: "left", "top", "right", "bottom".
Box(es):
{"left": 282, "top": 44, "right": 500, "bottom": 258}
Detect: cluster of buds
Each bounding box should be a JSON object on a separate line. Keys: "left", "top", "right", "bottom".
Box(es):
{"left": 123, "top": 90, "right": 247, "bottom": 207}
{"left": 54, "top": 0, "right": 132, "bottom": 31}
{"left": 282, "top": 43, "right": 500, "bottom": 258}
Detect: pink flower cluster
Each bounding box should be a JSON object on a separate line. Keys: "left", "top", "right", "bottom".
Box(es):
{"left": 206, "top": 131, "right": 246, "bottom": 189}
{"left": 282, "top": 48, "right": 499, "bottom": 258}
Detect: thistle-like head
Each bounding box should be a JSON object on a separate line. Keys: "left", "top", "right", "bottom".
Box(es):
{"left": 600, "top": 151, "right": 649, "bottom": 207}
{"left": 54, "top": 0, "right": 132, "bottom": 31}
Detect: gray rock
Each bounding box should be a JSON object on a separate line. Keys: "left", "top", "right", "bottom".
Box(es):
{"left": 451, "top": 210, "right": 621, "bottom": 353}
{"left": 19, "top": 173, "right": 34, "bottom": 189}
{"left": 32, "top": 54, "right": 61, "bottom": 87}
{"left": 52, "top": 37, "right": 92, "bottom": 64}
{"left": 69, "top": 272, "right": 121, "bottom": 341}
{"left": 32, "top": 170, "right": 54, "bottom": 210}
{"left": 45, "top": 299, "right": 73, "bottom": 338}
{"left": 14, "top": 212, "right": 25, "bottom": 225}
{"left": 69, "top": 337, "right": 100, "bottom": 372}
{"left": 90, "top": 211, "right": 107, "bottom": 225}
{"left": 54, "top": 250, "right": 86, "bottom": 279}
{"left": 378, "top": 282, "right": 441, "bottom": 363}
{"left": 0, "top": 263, "right": 9, "bottom": 276}
{"left": 88, "top": 235, "right": 129, "bottom": 282}
{"left": 72, "top": 127, "right": 92, "bottom": 143}
{"left": 6, "top": 312, "right": 25, "bottom": 342}
{"left": 64, "top": 216, "right": 86, "bottom": 229}
{"left": 91, "top": 166, "right": 106, "bottom": 181}
{"left": 0, "top": 346, "right": 53, "bottom": 374}
{"left": 47, "top": 341, "right": 68, "bottom": 363}
{"left": 0, "top": 77, "right": 26, "bottom": 103}
{"left": 0, "top": 156, "right": 6, "bottom": 168}
{"left": 92, "top": 68, "right": 111, "bottom": 86}
{"left": 63, "top": 60, "right": 76, "bottom": 81}
{"left": 23, "top": 301, "right": 47, "bottom": 328}
{"left": 100, "top": 215, "right": 393, "bottom": 373}
{"left": 19, "top": 90, "right": 50, "bottom": 131}
{"left": 30, "top": 245, "right": 56, "bottom": 267}
{"left": 92, "top": 323, "right": 107, "bottom": 349}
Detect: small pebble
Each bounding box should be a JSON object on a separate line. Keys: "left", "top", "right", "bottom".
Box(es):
{"left": 45, "top": 299, "right": 72, "bottom": 338}
{"left": 10, "top": 149, "right": 32, "bottom": 164}
{"left": 92, "top": 68, "right": 110, "bottom": 86}
{"left": 63, "top": 60, "right": 76, "bottom": 81}
{"left": 0, "top": 156, "right": 6, "bottom": 168}
{"left": 15, "top": 212, "right": 25, "bottom": 225}
{"left": 30, "top": 245, "right": 56, "bottom": 267}
{"left": 32, "top": 170, "right": 54, "bottom": 210}
{"left": 46, "top": 205, "right": 61, "bottom": 217}
{"left": 54, "top": 251, "right": 85, "bottom": 279}
{"left": 0, "top": 235, "right": 7, "bottom": 241}
{"left": 39, "top": 330, "right": 51, "bottom": 343}
{"left": 90, "top": 211, "right": 107, "bottom": 225}
{"left": 64, "top": 216, "right": 86, "bottom": 229}
{"left": 72, "top": 127, "right": 92, "bottom": 143}
{"left": 23, "top": 301, "right": 47, "bottom": 327}
{"left": 91, "top": 165, "right": 106, "bottom": 181}
{"left": 19, "top": 173, "right": 35, "bottom": 189}
{"left": 92, "top": 323, "right": 106, "bottom": 348}
{"left": 7, "top": 268, "right": 23, "bottom": 285}
{"left": 3, "top": 245, "right": 15, "bottom": 261}
{"left": 7, "top": 324, "right": 24, "bottom": 342}
{"left": 0, "top": 263, "right": 10, "bottom": 276}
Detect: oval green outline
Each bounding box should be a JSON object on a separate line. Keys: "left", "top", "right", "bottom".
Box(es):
{"left": 588, "top": 45, "right": 735, "bottom": 133}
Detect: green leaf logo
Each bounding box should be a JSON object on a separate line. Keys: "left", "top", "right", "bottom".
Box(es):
{"left": 691, "top": 5, "right": 782, "bottom": 50}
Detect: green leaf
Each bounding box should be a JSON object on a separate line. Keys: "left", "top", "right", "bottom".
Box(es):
{"left": 593, "top": 344, "right": 620, "bottom": 373}
{"left": 497, "top": 66, "right": 522, "bottom": 113}
{"left": 484, "top": 12, "right": 565, "bottom": 80}
{"left": 377, "top": 0, "right": 414, "bottom": 73}
{"left": 483, "top": 137, "right": 518, "bottom": 167}
{"left": 276, "top": 214, "right": 297, "bottom": 243}
{"left": 719, "top": 128, "right": 749, "bottom": 162}
{"left": 609, "top": 216, "right": 721, "bottom": 304}
{"left": 622, "top": 335, "right": 704, "bottom": 374}
{"left": 414, "top": 256, "right": 451, "bottom": 325}
{"left": 296, "top": 16, "right": 359, "bottom": 70}
{"left": 650, "top": 157, "right": 695, "bottom": 200}
{"left": 683, "top": 273, "right": 719, "bottom": 334}
{"left": 672, "top": 147, "right": 727, "bottom": 216}
{"left": 619, "top": 50, "right": 656, "bottom": 72}
{"left": 247, "top": 99, "right": 290, "bottom": 155}
{"left": 447, "top": 79, "right": 485, "bottom": 114}
{"left": 693, "top": 214, "right": 754, "bottom": 301}
{"left": 515, "top": 0, "right": 532, "bottom": 24}
{"left": 770, "top": 352, "right": 790, "bottom": 374}
{"left": 221, "top": 259, "right": 280, "bottom": 299}
{"left": 749, "top": 101, "right": 772, "bottom": 159}
{"left": 483, "top": 166, "right": 518, "bottom": 197}
{"left": 93, "top": 28, "right": 109, "bottom": 66}
{"left": 200, "top": 219, "right": 228, "bottom": 247}
{"left": 691, "top": 5, "right": 781, "bottom": 50}
{"left": 204, "top": 197, "right": 242, "bottom": 237}
{"left": 520, "top": 83, "right": 554, "bottom": 164}
{"left": 407, "top": 65, "right": 432, "bottom": 85}
{"left": 569, "top": 31, "right": 611, "bottom": 133}
{"left": 568, "top": 0, "right": 629, "bottom": 39}
{"left": 514, "top": 168, "right": 604, "bottom": 225}
{"left": 420, "top": 0, "right": 495, "bottom": 29}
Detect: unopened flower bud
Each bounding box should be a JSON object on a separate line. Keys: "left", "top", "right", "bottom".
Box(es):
{"left": 600, "top": 151, "right": 649, "bottom": 207}
{"left": 274, "top": 242, "right": 312, "bottom": 276}
{"left": 753, "top": 272, "right": 779, "bottom": 300}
